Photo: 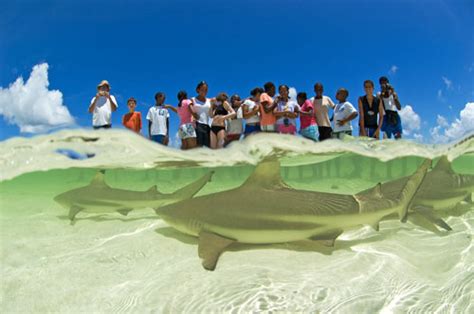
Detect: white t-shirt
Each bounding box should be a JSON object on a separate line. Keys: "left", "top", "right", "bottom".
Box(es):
{"left": 333, "top": 101, "right": 357, "bottom": 132}
{"left": 275, "top": 100, "right": 298, "bottom": 126}
{"left": 382, "top": 95, "right": 398, "bottom": 111}
{"left": 90, "top": 95, "right": 118, "bottom": 126}
{"left": 243, "top": 99, "right": 260, "bottom": 124}
{"left": 146, "top": 106, "right": 170, "bottom": 135}
{"left": 226, "top": 107, "right": 243, "bottom": 135}
{"left": 192, "top": 97, "right": 211, "bottom": 125}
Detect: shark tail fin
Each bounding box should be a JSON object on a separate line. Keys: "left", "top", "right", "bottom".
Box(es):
{"left": 171, "top": 171, "right": 214, "bottom": 200}
{"left": 397, "top": 159, "right": 432, "bottom": 222}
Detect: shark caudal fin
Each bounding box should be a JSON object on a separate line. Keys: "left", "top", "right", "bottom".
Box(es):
{"left": 170, "top": 171, "right": 214, "bottom": 200}
{"left": 397, "top": 159, "right": 432, "bottom": 222}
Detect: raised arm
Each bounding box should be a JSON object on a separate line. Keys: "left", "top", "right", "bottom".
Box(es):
{"left": 188, "top": 100, "right": 200, "bottom": 120}
{"left": 107, "top": 93, "right": 118, "bottom": 111}
{"left": 242, "top": 102, "right": 259, "bottom": 119}
{"left": 299, "top": 103, "right": 313, "bottom": 116}
{"left": 392, "top": 91, "right": 402, "bottom": 110}
{"left": 223, "top": 101, "right": 236, "bottom": 120}
{"left": 88, "top": 94, "right": 100, "bottom": 113}
{"left": 164, "top": 104, "right": 178, "bottom": 113}
{"left": 273, "top": 106, "right": 287, "bottom": 118}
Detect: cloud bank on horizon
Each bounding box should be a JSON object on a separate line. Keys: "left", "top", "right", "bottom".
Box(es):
{"left": 0, "top": 63, "right": 473, "bottom": 144}
{"left": 0, "top": 63, "right": 75, "bottom": 133}
{"left": 430, "top": 102, "right": 474, "bottom": 143}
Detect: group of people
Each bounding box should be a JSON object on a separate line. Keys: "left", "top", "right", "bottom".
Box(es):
{"left": 88, "top": 77, "right": 403, "bottom": 150}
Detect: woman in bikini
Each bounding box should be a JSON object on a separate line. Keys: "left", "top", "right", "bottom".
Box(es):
{"left": 209, "top": 92, "right": 235, "bottom": 149}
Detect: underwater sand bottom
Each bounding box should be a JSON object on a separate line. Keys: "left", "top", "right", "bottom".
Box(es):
{"left": 1, "top": 199, "right": 472, "bottom": 313}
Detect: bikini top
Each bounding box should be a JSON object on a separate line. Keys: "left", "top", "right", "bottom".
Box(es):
{"left": 214, "top": 102, "right": 228, "bottom": 116}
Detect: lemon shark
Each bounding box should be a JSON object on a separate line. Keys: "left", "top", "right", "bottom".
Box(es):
{"left": 54, "top": 170, "right": 214, "bottom": 224}
{"left": 154, "top": 158, "right": 438, "bottom": 271}
{"left": 382, "top": 156, "right": 473, "bottom": 210}
{"left": 376, "top": 156, "right": 473, "bottom": 231}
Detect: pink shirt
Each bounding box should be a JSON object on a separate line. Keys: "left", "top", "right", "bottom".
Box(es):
{"left": 299, "top": 100, "right": 317, "bottom": 129}
{"left": 177, "top": 99, "right": 193, "bottom": 125}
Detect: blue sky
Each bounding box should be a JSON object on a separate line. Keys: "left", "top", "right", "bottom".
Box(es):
{"left": 1, "top": 0, "right": 473, "bottom": 142}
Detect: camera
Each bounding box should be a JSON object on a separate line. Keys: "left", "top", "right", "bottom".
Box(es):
{"left": 381, "top": 83, "right": 393, "bottom": 97}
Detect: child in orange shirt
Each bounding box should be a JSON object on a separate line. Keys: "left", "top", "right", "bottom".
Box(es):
{"left": 122, "top": 97, "right": 142, "bottom": 133}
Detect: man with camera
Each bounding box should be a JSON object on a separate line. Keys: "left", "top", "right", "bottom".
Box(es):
{"left": 88, "top": 80, "right": 118, "bottom": 129}
{"left": 378, "top": 76, "right": 402, "bottom": 139}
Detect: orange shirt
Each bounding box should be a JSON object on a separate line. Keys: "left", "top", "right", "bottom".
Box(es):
{"left": 259, "top": 93, "right": 276, "bottom": 126}
{"left": 122, "top": 112, "right": 142, "bottom": 133}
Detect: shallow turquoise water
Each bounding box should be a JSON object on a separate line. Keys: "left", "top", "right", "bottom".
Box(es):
{"left": 0, "top": 130, "right": 472, "bottom": 312}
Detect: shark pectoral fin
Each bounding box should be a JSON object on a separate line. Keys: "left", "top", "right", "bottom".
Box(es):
{"left": 117, "top": 208, "right": 133, "bottom": 216}
{"left": 198, "top": 231, "right": 234, "bottom": 271}
{"left": 464, "top": 193, "right": 472, "bottom": 203}
{"left": 397, "top": 159, "right": 432, "bottom": 222}
{"left": 367, "top": 220, "right": 380, "bottom": 231}
{"left": 68, "top": 205, "right": 83, "bottom": 224}
{"left": 414, "top": 206, "right": 452, "bottom": 231}
{"left": 407, "top": 212, "right": 441, "bottom": 234}
{"left": 309, "top": 229, "right": 343, "bottom": 247}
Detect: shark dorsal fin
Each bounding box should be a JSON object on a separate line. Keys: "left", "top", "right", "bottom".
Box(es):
{"left": 368, "top": 183, "right": 382, "bottom": 198}
{"left": 90, "top": 170, "right": 109, "bottom": 187}
{"left": 243, "top": 159, "right": 288, "bottom": 189}
{"left": 147, "top": 185, "right": 158, "bottom": 193}
{"left": 433, "top": 156, "right": 454, "bottom": 173}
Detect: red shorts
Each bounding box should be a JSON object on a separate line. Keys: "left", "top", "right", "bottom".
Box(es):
{"left": 277, "top": 124, "right": 297, "bottom": 134}
{"left": 226, "top": 134, "right": 241, "bottom": 142}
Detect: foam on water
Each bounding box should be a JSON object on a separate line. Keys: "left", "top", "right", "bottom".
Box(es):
{"left": 0, "top": 129, "right": 473, "bottom": 313}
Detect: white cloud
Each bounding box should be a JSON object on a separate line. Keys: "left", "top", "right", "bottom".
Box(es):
{"left": 437, "top": 89, "right": 444, "bottom": 101}
{"left": 389, "top": 65, "right": 398, "bottom": 74}
{"left": 413, "top": 133, "right": 424, "bottom": 142}
{"left": 442, "top": 76, "right": 453, "bottom": 90}
{"left": 436, "top": 115, "right": 448, "bottom": 128}
{"left": 0, "top": 63, "right": 75, "bottom": 133}
{"left": 398, "top": 105, "right": 421, "bottom": 136}
{"left": 430, "top": 102, "right": 474, "bottom": 143}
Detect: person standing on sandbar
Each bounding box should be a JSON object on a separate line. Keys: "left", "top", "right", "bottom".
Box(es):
{"left": 88, "top": 80, "right": 118, "bottom": 129}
